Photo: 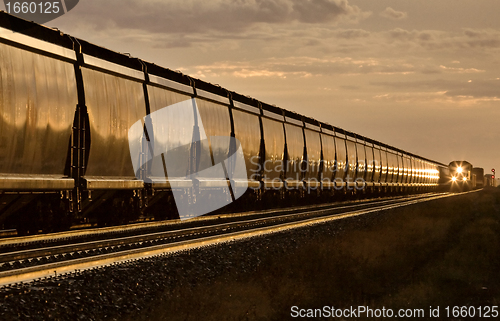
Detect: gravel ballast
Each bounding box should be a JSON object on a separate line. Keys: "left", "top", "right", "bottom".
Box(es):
{"left": 2, "top": 190, "right": 500, "bottom": 320}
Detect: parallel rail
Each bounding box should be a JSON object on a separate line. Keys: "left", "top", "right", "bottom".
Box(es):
{"left": 0, "top": 192, "right": 472, "bottom": 287}
{"left": 0, "top": 193, "right": 437, "bottom": 250}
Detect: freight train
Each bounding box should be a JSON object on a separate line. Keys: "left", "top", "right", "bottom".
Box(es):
{"left": 445, "top": 162, "right": 485, "bottom": 192}
{"left": 0, "top": 13, "right": 474, "bottom": 234}
{"left": 448, "top": 161, "right": 473, "bottom": 192}
{"left": 472, "top": 167, "right": 485, "bottom": 189}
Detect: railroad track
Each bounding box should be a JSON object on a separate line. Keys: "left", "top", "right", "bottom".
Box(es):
{"left": 0, "top": 192, "right": 438, "bottom": 251}
{"left": 0, "top": 191, "right": 473, "bottom": 287}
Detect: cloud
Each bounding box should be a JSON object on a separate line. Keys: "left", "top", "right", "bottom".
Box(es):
{"left": 56, "top": 0, "right": 500, "bottom": 61}
{"left": 179, "top": 51, "right": 493, "bottom": 82}
{"left": 371, "top": 78, "right": 500, "bottom": 100}
{"left": 334, "top": 28, "right": 371, "bottom": 39}
{"left": 67, "top": 0, "right": 370, "bottom": 35}
{"left": 180, "top": 56, "right": 422, "bottom": 80}
{"left": 444, "top": 79, "right": 500, "bottom": 99}
{"left": 339, "top": 85, "right": 360, "bottom": 90}
{"left": 372, "top": 90, "right": 500, "bottom": 108}
{"left": 384, "top": 28, "right": 500, "bottom": 50}
{"left": 461, "top": 28, "right": 500, "bottom": 48}
{"left": 386, "top": 28, "right": 438, "bottom": 42}
{"left": 380, "top": 7, "right": 407, "bottom": 20}
{"left": 439, "top": 65, "right": 485, "bottom": 74}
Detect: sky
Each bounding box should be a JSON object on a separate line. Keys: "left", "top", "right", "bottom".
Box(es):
{"left": 6, "top": 0, "right": 498, "bottom": 173}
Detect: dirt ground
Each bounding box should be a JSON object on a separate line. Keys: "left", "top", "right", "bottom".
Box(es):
{"left": 139, "top": 188, "right": 500, "bottom": 320}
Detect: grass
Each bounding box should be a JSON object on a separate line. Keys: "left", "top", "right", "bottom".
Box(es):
{"left": 131, "top": 188, "right": 500, "bottom": 320}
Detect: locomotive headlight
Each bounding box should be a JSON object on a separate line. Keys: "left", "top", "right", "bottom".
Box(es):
{"left": 452, "top": 176, "right": 457, "bottom": 182}
{"left": 457, "top": 166, "right": 463, "bottom": 174}
{"left": 463, "top": 177, "right": 467, "bottom": 181}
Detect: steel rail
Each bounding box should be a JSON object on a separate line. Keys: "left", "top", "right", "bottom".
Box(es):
{"left": 0, "top": 193, "right": 442, "bottom": 261}
{"left": 0, "top": 191, "right": 477, "bottom": 287}
{"left": 0, "top": 192, "right": 438, "bottom": 250}
{"left": 1, "top": 193, "right": 447, "bottom": 264}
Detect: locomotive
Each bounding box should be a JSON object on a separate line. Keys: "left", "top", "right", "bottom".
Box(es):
{"left": 0, "top": 13, "right": 471, "bottom": 234}
{"left": 448, "top": 161, "right": 473, "bottom": 191}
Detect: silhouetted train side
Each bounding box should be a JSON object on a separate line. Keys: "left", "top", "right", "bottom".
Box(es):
{"left": 0, "top": 13, "right": 475, "bottom": 234}
{"left": 472, "top": 167, "right": 485, "bottom": 189}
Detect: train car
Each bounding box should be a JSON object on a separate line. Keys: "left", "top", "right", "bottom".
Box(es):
{"left": 472, "top": 167, "right": 485, "bottom": 189}
{"left": 0, "top": 12, "right": 448, "bottom": 233}
{"left": 449, "top": 161, "right": 473, "bottom": 191}
{"left": 0, "top": 14, "right": 78, "bottom": 233}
